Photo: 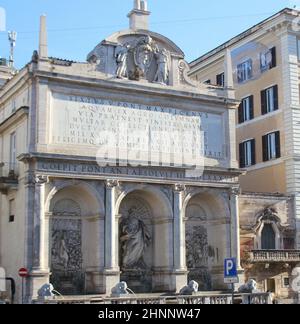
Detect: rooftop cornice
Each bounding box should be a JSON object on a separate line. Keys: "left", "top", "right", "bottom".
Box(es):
{"left": 190, "top": 8, "right": 299, "bottom": 68}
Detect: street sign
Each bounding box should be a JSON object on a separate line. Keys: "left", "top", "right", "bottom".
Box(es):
{"left": 224, "top": 258, "right": 239, "bottom": 284}
{"left": 18, "top": 268, "right": 28, "bottom": 278}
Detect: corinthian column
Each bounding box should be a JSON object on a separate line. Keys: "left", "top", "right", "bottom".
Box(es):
{"left": 30, "top": 175, "right": 50, "bottom": 301}
{"left": 33, "top": 175, "right": 48, "bottom": 271}
{"left": 172, "top": 184, "right": 188, "bottom": 292}
{"left": 103, "top": 179, "right": 120, "bottom": 294}
{"left": 105, "top": 179, "right": 120, "bottom": 271}
{"left": 230, "top": 187, "right": 242, "bottom": 270}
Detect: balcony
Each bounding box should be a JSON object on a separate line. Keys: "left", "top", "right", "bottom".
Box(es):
{"left": 0, "top": 163, "right": 18, "bottom": 194}
{"left": 249, "top": 250, "right": 300, "bottom": 263}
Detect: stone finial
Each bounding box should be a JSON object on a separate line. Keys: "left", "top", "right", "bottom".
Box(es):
{"left": 39, "top": 15, "right": 48, "bottom": 59}
{"left": 128, "top": 0, "right": 150, "bottom": 30}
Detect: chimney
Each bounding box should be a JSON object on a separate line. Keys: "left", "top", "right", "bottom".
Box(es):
{"left": 128, "top": 0, "right": 150, "bottom": 30}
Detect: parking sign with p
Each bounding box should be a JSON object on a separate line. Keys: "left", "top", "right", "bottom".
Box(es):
{"left": 224, "top": 258, "right": 238, "bottom": 284}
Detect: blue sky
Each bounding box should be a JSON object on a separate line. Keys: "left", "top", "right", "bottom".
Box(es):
{"left": 0, "top": 0, "right": 297, "bottom": 69}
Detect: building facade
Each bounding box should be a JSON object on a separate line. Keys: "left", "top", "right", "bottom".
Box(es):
{"left": 0, "top": 1, "right": 243, "bottom": 303}
{"left": 189, "top": 8, "right": 300, "bottom": 299}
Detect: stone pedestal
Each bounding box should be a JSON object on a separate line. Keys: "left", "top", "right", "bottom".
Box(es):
{"left": 172, "top": 270, "right": 189, "bottom": 293}
{"left": 27, "top": 269, "right": 50, "bottom": 303}
{"left": 103, "top": 270, "right": 121, "bottom": 296}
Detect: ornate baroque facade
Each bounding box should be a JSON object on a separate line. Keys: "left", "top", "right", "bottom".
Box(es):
{"left": 0, "top": 1, "right": 244, "bottom": 302}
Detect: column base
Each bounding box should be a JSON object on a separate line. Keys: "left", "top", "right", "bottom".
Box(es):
{"left": 85, "top": 268, "right": 120, "bottom": 295}
{"left": 152, "top": 269, "right": 188, "bottom": 293}
{"left": 172, "top": 269, "right": 189, "bottom": 293}
{"left": 102, "top": 269, "right": 121, "bottom": 296}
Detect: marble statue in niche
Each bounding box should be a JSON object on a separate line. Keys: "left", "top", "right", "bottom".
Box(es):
{"left": 154, "top": 48, "right": 169, "bottom": 85}
{"left": 120, "top": 206, "right": 151, "bottom": 269}
{"left": 115, "top": 43, "right": 130, "bottom": 79}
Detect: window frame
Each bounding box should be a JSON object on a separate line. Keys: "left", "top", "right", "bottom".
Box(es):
{"left": 262, "top": 131, "right": 281, "bottom": 162}
{"left": 237, "top": 59, "right": 253, "bottom": 83}
{"left": 239, "top": 95, "right": 254, "bottom": 123}
{"left": 239, "top": 138, "right": 256, "bottom": 168}
{"left": 261, "top": 85, "right": 279, "bottom": 115}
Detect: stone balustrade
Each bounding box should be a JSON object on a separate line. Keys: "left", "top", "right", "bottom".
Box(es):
{"left": 250, "top": 250, "right": 300, "bottom": 263}
{"left": 34, "top": 292, "right": 272, "bottom": 305}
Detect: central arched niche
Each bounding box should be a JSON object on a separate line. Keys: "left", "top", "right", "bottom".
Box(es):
{"left": 185, "top": 192, "right": 230, "bottom": 291}
{"left": 117, "top": 187, "right": 173, "bottom": 293}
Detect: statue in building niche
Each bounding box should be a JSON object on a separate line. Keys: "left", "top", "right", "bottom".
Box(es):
{"left": 120, "top": 206, "right": 151, "bottom": 269}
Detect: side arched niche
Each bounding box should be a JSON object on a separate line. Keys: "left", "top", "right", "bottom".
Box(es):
{"left": 184, "top": 191, "right": 230, "bottom": 291}
{"left": 47, "top": 182, "right": 104, "bottom": 295}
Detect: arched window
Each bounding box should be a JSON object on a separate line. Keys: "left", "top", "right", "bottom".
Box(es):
{"left": 261, "top": 224, "right": 276, "bottom": 250}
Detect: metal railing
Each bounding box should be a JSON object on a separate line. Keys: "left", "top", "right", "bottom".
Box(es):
{"left": 249, "top": 250, "right": 300, "bottom": 263}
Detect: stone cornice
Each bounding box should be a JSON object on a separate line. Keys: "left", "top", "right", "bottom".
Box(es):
{"left": 31, "top": 69, "right": 239, "bottom": 108}
{"left": 17, "top": 152, "right": 242, "bottom": 187}
{"left": 0, "top": 106, "right": 29, "bottom": 133}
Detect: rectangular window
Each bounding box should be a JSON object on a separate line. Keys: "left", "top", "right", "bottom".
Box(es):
{"left": 237, "top": 59, "right": 253, "bottom": 83}
{"left": 9, "top": 132, "right": 16, "bottom": 172}
{"left": 239, "top": 139, "right": 256, "bottom": 168}
{"left": 261, "top": 85, "right": 278, "bottom": 115}
{"left": 283, "top": 278, "right": 290, "bottom": 288}
{"left": 216, "top": 72, "right": 225, "bottom": 87}
{"left": 9, "top": 199, "right": 15, "bottom": 223}
{"left": 260, "top": 47, "right": 276, "bottom": 71}
{"left": 262, "top": 131, "right": 281, "bottom": 162}
{"left": 238, "top": 95, "right": 254, "bottom": 123}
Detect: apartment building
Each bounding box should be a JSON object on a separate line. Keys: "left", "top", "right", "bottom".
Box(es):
{"left": 189, "top": 8, "right": 300, "bottom": 250}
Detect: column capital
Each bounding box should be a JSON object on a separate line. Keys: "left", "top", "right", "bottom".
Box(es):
{"left": 230, "top": 186, "right": 240, "bottom": 196}
{"left": 34, "top": 175, "right": 49, "bottom": 185}
{"left": 174, "top": 183, "right": 186, "bottom": 193}
{"left": 106, "top": 179, "right": 119, "bottom": 189}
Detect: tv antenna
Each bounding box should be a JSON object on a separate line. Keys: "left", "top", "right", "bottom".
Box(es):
{"left": 8, "top": 31, "right": 17, "bottom": 69}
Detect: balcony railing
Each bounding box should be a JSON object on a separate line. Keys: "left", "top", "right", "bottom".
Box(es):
{"left": 249, "top": 250, "right": 300, "bottom": 263}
